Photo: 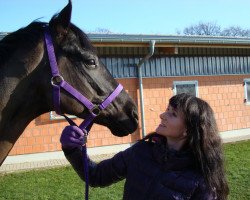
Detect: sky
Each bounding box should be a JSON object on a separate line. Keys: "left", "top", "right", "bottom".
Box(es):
{"left": 1, "top": 0, "right": 250, "bottom": 35}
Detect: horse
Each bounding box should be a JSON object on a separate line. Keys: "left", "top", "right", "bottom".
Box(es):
{"left": 0, "top": 0, "right": 138, "bottom": 166}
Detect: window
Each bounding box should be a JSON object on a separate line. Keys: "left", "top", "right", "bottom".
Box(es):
{"left": 173, "top": 81, "right": 198, "bottom": 96}
{"left": 244, "top": 79, "right": 250, "bottom": 104}
{"left": 50, "top": 111, "right": 76, "bottom": 120}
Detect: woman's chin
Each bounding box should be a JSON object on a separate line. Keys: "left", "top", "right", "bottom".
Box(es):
{"left": 155, "top": 126, "right": 162, "bottom": 135}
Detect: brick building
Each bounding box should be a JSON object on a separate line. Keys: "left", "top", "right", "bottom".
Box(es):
{"left": 1, "top": 33, "right": 250, "bottom": 156}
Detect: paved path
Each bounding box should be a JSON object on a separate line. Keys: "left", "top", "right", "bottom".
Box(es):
{"left": 0, "top": 154, "right": 114, "bottom": 174}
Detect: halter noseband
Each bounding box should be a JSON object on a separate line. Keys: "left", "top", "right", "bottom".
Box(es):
{"left": 44, "top": 26, "right": 123, "bottom": 200}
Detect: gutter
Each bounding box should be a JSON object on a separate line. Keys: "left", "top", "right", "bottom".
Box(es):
{"left": 89, "top": 34, "right": 250, "bottom": 46}
{"left": 137, "top": 40, "right": 155, "bottom": 138}
{"left": 2, "top": 32, "right": 250, "bottom": 46}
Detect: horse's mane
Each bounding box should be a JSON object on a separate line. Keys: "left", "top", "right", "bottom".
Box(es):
{"left": 0, "top": 21, "right": 46, "bottom": 66}
{"left": 0, "top": 20, "right": 95, "bottom": 66}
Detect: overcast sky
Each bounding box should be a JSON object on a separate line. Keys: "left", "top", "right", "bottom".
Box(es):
{"left": 1, "top": 0, "right": 250, "bottom": 34}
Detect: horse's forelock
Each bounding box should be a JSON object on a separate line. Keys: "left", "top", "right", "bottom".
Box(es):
{"left": 69, "top": 24, "right": 96, "bottom": 53}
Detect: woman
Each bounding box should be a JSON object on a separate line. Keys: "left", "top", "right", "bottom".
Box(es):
{"left": 60, "top": 93, "right": 229, "bottom": 199}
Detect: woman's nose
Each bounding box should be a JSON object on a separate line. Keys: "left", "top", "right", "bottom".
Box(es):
{"left": 160, "top": 112, "right": 167, "bottom": 119}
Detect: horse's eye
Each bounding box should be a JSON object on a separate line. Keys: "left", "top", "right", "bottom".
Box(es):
{"left": 85, "top": 59, "right": 96, "bottom": 68}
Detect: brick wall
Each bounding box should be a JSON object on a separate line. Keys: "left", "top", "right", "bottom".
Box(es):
{"left": 9, "top": 75, "right": 250, "bottom": 155}
{"left": 141, "top": 75, "right": 250, "bottom": 134}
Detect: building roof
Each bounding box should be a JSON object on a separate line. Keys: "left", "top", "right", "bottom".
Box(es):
{"left": 89, "top": 33, "right": 250, "bottom": 48}
{"left": 1, "top": 32, "right": 249, "bottom": 78}
{"left": 1, "top": 32, "right": 250, "bottom": 48}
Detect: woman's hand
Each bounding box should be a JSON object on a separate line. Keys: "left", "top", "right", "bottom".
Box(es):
{"left": 60, "top": 125, "right": 86, "bottom": 149}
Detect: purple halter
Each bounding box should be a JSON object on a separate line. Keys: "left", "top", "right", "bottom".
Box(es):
{"left": 44, "top": 26, "right": 123, "bottom": 200}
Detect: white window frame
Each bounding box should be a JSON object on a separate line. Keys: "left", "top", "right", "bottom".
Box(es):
{"left": 50, "top": 111, "right": 76, "bottom": 120}
{"left": 173, "top": 80, "right": 199, "bottom": 97}
{"left": 244, "top": 78, "right": 250, "bottom": 105}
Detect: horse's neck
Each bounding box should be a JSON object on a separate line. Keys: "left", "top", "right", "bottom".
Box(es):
{"left": 0, "top": 44, "right": 49, "bottom": 165}
{"left": 0, "top": 67, "right": 45, "bottom": 137}
{"left": 0, "top": 41, "right": 46, "bottom": 129}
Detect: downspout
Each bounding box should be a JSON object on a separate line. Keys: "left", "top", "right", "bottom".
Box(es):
{"left": 137, "top": 40, "right": 155, "bottom": 138}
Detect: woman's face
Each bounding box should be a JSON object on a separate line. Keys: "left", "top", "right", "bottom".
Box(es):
{"left": 156, "top": 105, "right": 187, "bottom": 140}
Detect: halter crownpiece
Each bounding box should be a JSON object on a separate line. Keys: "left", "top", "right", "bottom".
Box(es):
{"left": 44, "top": 26, "right": 123, "bottom": 200}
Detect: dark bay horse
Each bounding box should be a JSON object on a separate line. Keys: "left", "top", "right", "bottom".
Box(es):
{"left": 0, "top": 0, "right": 138, "bottom": 166}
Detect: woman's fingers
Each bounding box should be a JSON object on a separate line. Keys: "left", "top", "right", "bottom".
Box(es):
{"left": 69, "top": 126, "right": 85, "bottom": 137}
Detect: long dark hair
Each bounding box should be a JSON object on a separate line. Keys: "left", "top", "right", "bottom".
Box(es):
{"left": 168, "top": 93, "right": 229, "bottom": 199}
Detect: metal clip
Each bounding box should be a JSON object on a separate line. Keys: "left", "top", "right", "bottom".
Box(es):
{"left": 82, "top": 135, "right": 88, "bottom": 146}
{"left": 51, "top": 75, "right": 64, "bottom": 86}
{"left": 90, "top": 105, "right": 101, "bottom": 116}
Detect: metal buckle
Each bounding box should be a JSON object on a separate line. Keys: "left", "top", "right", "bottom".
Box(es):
{"left": 90, "top": 105, "right": 101, "bottom": 116}
{"left": 51, "top": 75, "right": 64, "bottom": 86}
{"left": 82, "top": 135, "right": 88, "bottom": 146}
{"left": 81, "top": 129, "right": 88, "bottom": 146}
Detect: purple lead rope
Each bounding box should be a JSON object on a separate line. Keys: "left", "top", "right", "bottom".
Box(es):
{"left": 44, "top": 26, "right": 123, "bottom": 200}
{"left": 82, "top": 144, "right": 89, "bottom": 199}
{"left": 63, "top": 114, "right": 90, "bottom": 200}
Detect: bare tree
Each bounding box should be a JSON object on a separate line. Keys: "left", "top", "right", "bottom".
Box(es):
{"left": 221, "top": 26, "right": 250, "bottom": 37}
{"left": 88, "top": 28, "right": 114, "bottom": 34}
{"left": 179, "top": 21, "right": 250, "bottom": 37}
{"left": 183, "top": 21, "right": 221, "bottom": 36}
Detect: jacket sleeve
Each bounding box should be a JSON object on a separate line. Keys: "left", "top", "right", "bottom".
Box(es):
{"left": 62, "top": 145, "right": 132, "bottom": 187}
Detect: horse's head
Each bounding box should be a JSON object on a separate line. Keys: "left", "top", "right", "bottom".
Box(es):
{"left": 41, "top": 1, "right": 138, "bottom": 136}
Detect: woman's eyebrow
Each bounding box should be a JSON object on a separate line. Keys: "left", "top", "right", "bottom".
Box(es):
{"left": 173, "top": 108, "right": 182, "bottom": 116}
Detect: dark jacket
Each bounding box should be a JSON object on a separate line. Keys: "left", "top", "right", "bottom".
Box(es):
{"left": 63, "top": 135, "right": 215, "bottom": 200}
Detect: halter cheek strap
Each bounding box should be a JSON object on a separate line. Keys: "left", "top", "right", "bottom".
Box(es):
{"left": 44, "top": 26, "right": 123, "bottom": 200}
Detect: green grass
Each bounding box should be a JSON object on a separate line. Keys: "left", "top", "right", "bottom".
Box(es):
{"left": 0, "top": 140, "right": 249, "bottom": 200}
{"left": 224, "top": 140, "right": 250, "bottom": 200}
{"left": 0, "top": 167, "right": 124, "bottom": 200}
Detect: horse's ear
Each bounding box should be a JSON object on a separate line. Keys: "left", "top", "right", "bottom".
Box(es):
{"left": 49, "top": 0, "right": 72, "bottom": 39}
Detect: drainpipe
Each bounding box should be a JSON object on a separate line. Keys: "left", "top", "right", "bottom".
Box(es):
{"left": 137, "top": 40, "right": 155, "bottom": 138}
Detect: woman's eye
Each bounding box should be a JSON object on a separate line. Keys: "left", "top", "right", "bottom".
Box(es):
{"left": 167, "top": 111, "right": 177, "bottom": 117}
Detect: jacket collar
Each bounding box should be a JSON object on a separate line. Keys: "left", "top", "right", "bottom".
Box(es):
{"left": 152, "top": 134, "right": 195, "bottom": 171}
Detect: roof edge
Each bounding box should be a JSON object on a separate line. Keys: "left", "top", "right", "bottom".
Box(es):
{"left": 1, "top": 32, "right": 250, "bottom": 47}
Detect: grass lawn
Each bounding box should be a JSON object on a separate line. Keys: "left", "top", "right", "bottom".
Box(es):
{"left": 223, "top": 140, "right": 250, "bottom": 200}
{"left": 0, "top": 140, "right": 249, "bottom": 200}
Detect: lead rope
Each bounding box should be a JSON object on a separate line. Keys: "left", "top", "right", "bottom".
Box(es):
{"left": 44, "top": 26, "right": 123, "bottom": 200}
{"left": 63, "top": 114, "right": 91, "bottom": 200}
{"left": 63, "top": 115, "right": 91, "bottom": 200}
